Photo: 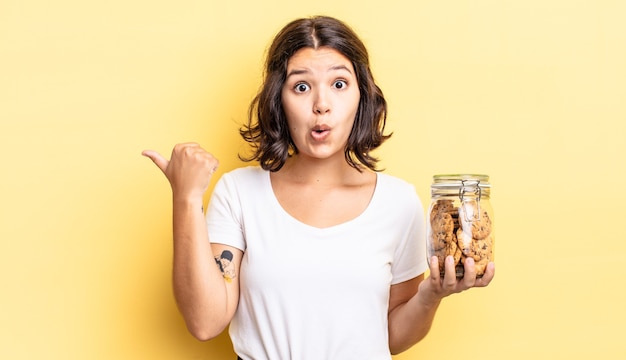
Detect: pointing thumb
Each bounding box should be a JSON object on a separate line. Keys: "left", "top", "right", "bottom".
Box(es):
{"left": 141, "top": 150, "right": 169, "bottom": 173}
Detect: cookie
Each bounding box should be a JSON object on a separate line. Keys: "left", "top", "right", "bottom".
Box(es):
{"left": 473, "top": 257, "right": 490, "bottom": 276}
{"left": 447, "top": 239, "right": 462, "bottom": 265}
{"left": 432, "top": 238, "right": 462, "bottom": 275}
{"left": 456, "top": 231, "right": 493, "bottom": 277}
{"left": 468, "top": 236, "right": 493, "bottom": 262}
{"left": 429, "top": 199, "right": 455, "bottom": 222}
{"left": 456, "top": 228, "right": 473, "bottom": 256}
{"left": 458, "top": 201, "right": 492, "bottom": 240}
{"left": 430, "top": 211, "right": 455, "bottom": 252}
{"left": 431, "top": 231, "right": 453, "bottom": 251}
{"left": 431, "top": 212, "right": 454, "bottom": 235}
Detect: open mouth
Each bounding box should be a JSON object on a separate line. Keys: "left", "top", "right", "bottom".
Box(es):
{"left": 311, "top": 125, "right": 331, "bottom": 140}
{"left": 312, "top": 124, "right": 330, "bottom": 133}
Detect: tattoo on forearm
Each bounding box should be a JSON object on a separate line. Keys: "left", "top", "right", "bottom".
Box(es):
{"left": 214, "top": 250, "right": 236, "bottom": 283}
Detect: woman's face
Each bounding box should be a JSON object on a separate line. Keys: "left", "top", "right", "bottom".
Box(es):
{"left": 281, "top": 46, "right": 360, "bottom": 162}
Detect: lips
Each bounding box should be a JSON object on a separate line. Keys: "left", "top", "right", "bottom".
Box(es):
{"left": 311, "top": 125, "right": 331, "bottom": 141}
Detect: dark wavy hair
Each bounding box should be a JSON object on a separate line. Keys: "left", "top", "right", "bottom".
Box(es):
{"left": 239, "top": 16, "right": 391, "bottom": 172}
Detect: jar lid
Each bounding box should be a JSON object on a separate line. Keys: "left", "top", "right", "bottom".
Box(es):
{"left": 433, "top": 174, "right": 490, "bottom": 183}
{"left": 431, "top": 174, "right": 491, "bottom": 196}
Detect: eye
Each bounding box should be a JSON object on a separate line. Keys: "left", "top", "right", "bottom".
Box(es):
{"left": 333, "top": 80, "right": 347, "bottom": 89}
{"left": 294, "top": 83, "right": 310, "bottom": 93}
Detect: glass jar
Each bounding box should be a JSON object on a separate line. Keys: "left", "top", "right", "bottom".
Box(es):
{"left": 426, "top": 174, "right": 494, "bottom": 278}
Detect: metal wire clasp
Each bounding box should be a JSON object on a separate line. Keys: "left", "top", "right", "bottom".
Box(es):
{"left": 459, "top": 179, "right": 482, "bottom": 221}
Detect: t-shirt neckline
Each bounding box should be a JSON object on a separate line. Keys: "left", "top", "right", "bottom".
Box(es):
{"left": 264, "top": 169, "right": 381, "bottom": 232}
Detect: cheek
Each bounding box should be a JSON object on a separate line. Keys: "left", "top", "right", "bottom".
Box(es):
{"left": 344, "top": 96, "right": 360, "bottom": 125}
{"left": 282, "top": 99, "right": 306, "bottom": 131}
{"left": 284, "top": 120, "right": 300, "bottom": 142}
{"left": 351, "top": 90, "right": 361, "bottom": 112}
{"left": 282, "top": 99, "right": 300, "bottom": 124}
{"left": 341, "top": 88, "right": 360, "bottom": 117}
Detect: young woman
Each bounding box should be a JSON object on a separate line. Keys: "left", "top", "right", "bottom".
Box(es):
{"left": 142, "top": 15, "right": 494, "bottom": 360}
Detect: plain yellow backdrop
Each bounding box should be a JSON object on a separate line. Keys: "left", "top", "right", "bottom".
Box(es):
{"left": 1, "top": 0, "right": 624, "bottom": 359}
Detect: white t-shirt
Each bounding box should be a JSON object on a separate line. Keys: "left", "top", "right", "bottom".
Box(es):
{"left": 206, "top": 166, "right": 428, "bottom": 360}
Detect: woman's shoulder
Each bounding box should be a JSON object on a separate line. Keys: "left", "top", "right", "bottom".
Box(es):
{"left": 376, "top": 172, "right": 416, "bottom": 193}
{"left": 375, "top": 172, "right": 423, "bottom": 205}
{"left": 212, "top": 166, "right": 269, "bottom": 200}
{"left": 371, "top": 172, "right": 424, "bottom": 220}
{"left": 221, "top": 165, "right": 267, "bottom": 182}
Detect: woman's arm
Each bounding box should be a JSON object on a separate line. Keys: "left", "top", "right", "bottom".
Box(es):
{"left": 143, "top": 143, "right": 241, "bottom": 341}
{"left": 387, "top": 256, "right": 495, "bottom": 354}
{"left": 387, "top": 274, "right": 435, "bottom": 354}
{"left": 172, "top": 197, "right": 242, "bottom": 340}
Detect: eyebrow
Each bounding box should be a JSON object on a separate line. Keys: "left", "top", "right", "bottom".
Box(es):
{"left": 285, "top": 64, "right": 354, "bottom": 79}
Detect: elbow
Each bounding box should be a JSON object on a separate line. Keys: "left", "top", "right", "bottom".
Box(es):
{"left": 390, "top": 345, "right": 415, "bottom": 356}
{"left": 388, "top": 339, "right": 406, "bottom": 355}
{"left": 189, "top": 330, "right": 216, "bottom": 342}
{"left": 187, "top": 321, "right": 228, "bottom": 342}
{"left": 388, "top": 330, "right": 430, "bottom": 355}
{"left": 389, "top": 344, "right": 413, "bottom": 356}
{"left": 176, "top": 301, "right": 233, "bottom": 341}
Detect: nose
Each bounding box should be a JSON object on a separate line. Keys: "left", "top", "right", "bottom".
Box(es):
{"left": 314, "top": 106, "right": 329, "bottom": 114}
{"left": 313, "top": 89, "right": 330, "bottom": 115}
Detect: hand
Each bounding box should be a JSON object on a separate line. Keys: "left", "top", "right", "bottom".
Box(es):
{"left": 142, "top": 143, "right": 219, "bottom": 201}
{"left": 418, "top": 256, "right": 495, "bottom": 306}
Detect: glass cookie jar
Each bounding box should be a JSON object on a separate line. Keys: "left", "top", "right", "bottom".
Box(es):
{"left": 426, "top": 174, "right": 494, "bottom": 278}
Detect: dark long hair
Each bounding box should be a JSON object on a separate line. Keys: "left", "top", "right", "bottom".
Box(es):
{"left": 239, "top": 16, "right": 391, "bottom": 172}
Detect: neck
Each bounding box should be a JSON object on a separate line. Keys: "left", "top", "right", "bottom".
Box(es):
{"left": 279, "top": 154, "right": 365, "bottom": 186}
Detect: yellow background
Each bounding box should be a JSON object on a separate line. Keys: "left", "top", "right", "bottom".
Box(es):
{"left": 1, "top": 0, "right": 624, "bottom": 359}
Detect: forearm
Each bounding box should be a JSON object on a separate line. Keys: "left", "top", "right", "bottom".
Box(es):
{"left": 171, "top": 196, "right": 229, "bottom": 340}
{"left": 388, "top": 255, "right": 496, "bottom": 354}
{"left": 388, "top": 291, "right": 441, "bottom": 354}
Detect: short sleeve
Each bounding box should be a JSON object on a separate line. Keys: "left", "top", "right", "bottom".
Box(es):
{"left": 205, "top": 172, "right": 246, "bottom": 250}
{"left": 390, "top": 186, "right": 429, "bottom": 284}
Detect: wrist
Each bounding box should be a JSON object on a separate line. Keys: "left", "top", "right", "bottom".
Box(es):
{"left": 416, "top": 283, "right": 443, "bottom": 310}
{"left": 172, "top": 194, "right": 204, "bottom": 213}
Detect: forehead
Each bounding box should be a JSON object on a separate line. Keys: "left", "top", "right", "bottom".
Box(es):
{"left": 286, "top": 46, "right": 354, "bottom": 72}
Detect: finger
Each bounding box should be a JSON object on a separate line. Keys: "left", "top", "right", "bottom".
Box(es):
{"left": 173, "top": 142, "right": 201, "bottom": 155}
{"left": 462, "top": 257, "right": 477, "bottom": 288}
{"left": 177, "top": 142, "right": 200, "bottom": 148}
{"left": 442, "top": 256, "right": 457, "bottom": 289}
{"left": 428, "top": 256, "right": 441, "bottom": 282}
{"left": 141, "top": 150, "right": 169, "bottom": 173}
{"left": 176, "top": 144, "right": 219, "bottom": 175}
{"left": 476, "top": 262, "right": 495, "bottom": 287}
